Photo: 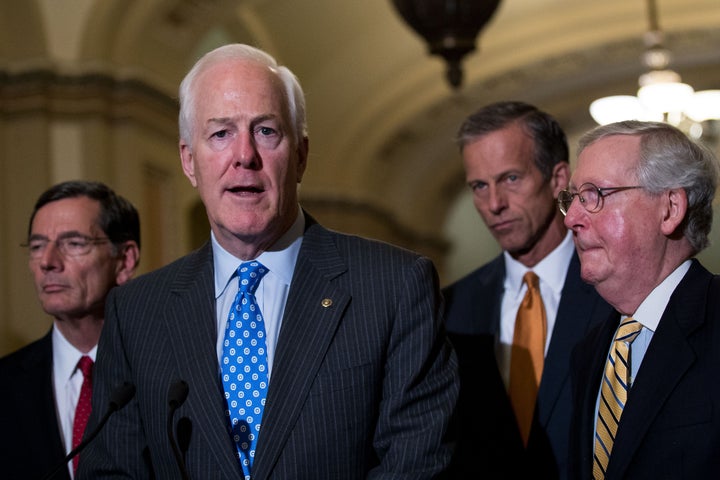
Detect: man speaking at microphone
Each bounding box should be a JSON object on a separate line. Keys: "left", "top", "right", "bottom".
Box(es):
{"left": 78, "top": 43, "right": 459, "bottom": 479}
{"left": 0, "top": 181, "right": 140, "bottom": 480}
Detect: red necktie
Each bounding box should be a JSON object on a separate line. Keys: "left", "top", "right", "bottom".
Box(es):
{"left": 72, "top": 355, "right": 93, "bottom": 474}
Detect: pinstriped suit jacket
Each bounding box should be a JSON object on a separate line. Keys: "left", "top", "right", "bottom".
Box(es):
{"left": 78, "top": 216, "right": 459, "bottom": 479}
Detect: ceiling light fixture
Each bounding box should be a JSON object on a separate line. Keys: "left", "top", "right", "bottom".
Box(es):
{"left": 589, "top": 0, "right": 720, "bottom": 137}
{"left": 390, "top": 0, "right": 501, "bottom": 89}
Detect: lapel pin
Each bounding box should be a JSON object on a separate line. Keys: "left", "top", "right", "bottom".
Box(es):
{"left": 321, "top": 298, "right": 333, "bottom": 308}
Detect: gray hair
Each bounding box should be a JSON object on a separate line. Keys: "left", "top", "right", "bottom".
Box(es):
{"left": 578, "top": 120, "right": 719, "bottom": 254}
{"left": 178, "top": 44, "right": 307, "bottom": 147}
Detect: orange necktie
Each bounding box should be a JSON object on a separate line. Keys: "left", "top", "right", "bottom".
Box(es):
{"left": 509, "top": 271, "right": 547, "bottom": 446}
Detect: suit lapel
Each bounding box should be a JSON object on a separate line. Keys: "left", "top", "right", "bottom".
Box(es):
{"left": 162, "top": 243, "right": 242, "bottom": 477}
{"left": 473, "top": 256, "right": 504, "bottom": 334}
{"left": 252, "top": 221, "right": 349, "bottom": 480}
{"left": 25, "top": 331, "right": 71, "bottom": 479}
{"left": 607, "top": 261, "right": 710, "bottom": 477}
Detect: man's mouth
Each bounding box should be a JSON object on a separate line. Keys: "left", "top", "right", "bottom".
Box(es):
{"left": 42, "top": 283, "right": 68, "bottom": 293}
{"left": 491, "top": 219, "right": 514, "bottom": 231}
{"left": 228, "top": 185, "right": 264, "bottom": 194}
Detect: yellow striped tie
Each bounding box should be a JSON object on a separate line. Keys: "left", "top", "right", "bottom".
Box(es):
{"left": 593, "top": 317, "right": 643, "bottom": 479}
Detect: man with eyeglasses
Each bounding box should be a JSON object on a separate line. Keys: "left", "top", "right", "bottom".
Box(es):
{"left": 0, "top": 180, "right": 140, "bottom": 480}
{"left": 562, "top": 121, "right": 720, "bottom": 479}
{"left": 443, "top": 101, "right": 612, "bottom": 479}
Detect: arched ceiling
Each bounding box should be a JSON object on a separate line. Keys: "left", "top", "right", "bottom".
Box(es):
{"left": 3, "top": 0, "right": 719, "bottom": 239}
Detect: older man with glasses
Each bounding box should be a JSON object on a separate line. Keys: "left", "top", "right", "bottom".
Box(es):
{"left": 561, "top": 120, "right": 720, "bottom": 479}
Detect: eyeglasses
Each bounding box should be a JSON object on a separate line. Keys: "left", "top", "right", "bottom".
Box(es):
{"left": 557, "top": 183, "right": 643, "bottom": 216}
{"left": 22, "top": 235, "right": 111, "bottom": 259}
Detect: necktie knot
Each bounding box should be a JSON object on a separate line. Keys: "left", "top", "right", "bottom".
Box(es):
{"left": 521, "top": 271, "right": 540, "bottom": 308}
{"left": 523, "top": 271, "right": 540, "bottom": 290}
{"left": 238, "top": 261, "right": 268, "bottom": 295}
{"left": 616, "top": 317, "right": 643, "bottom": 345}
{"left": 77, "top": 355, "right": 94, "bottom": 379}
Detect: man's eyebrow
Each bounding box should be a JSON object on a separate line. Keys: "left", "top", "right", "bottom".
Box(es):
{"left": 206, "top": 114, "right": 280, "bottom": 125}
{"left": 251, "top": 114, "right": 279, "bottom": 124}
{"left": 205, "top": 117, "right": 235, "bottom": 127}
{"left": 27, "top": 233, "right": 49, "bottom": 242}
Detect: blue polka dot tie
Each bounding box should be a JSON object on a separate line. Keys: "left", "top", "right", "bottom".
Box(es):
{"left": 221, "top": 261, "right": 269, "bottom": 479}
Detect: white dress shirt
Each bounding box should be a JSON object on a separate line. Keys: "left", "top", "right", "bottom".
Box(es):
{"left": 213, "top": 209, "right": 304, "bottom": 378}
{"left": 497, "top": 230, "right": 575, "bottom": 388}
{"left": 52, "top": 326, "right": 97, "bottom": 479}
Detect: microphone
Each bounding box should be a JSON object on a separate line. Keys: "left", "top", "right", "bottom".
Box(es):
{"left": 177, "top": 417, "right": 193, "bottom": 465}
{"left": 41, "top": 381, "right": 136, "bottom": 480}
{"left": 167, "top": 380, "right": 191, "bottom": 480}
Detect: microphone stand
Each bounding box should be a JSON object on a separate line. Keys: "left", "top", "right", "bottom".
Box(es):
{"left": 41, "top": 382, "right": 136, "bottom": 480}
{"left": 167, "top": 380, "right": 191, "bottom": 480}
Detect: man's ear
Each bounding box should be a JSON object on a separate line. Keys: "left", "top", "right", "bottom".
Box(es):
{"left": 115, "top": 240, "right": 140, "bottom": 286}
{"left": 551, "top": 161, "right": 570, "bottom": 197}
{"left": 296, "top": 136, "right": 309, "bottom": 183}
{"left": 180, "top": 141, "right": 197, "bottom": 187}
{"left": 660, "top": 188, "right": 688, "bottom": 236}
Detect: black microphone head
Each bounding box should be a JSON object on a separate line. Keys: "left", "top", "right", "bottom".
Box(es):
{"left": 168, "top": 379, "right": 189, "bottom": 409}
{"left": 109, "top": 382, "right": 136, "bottom": 411}
{"left": 177, "top": 417, "right": 193, "bottom": 454}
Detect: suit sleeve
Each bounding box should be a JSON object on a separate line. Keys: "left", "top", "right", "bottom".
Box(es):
{"left": 76, "top": 287, "right": 153, "bottom": 479}
{"left": 369, "top": 256, "right": 460, "bottom": 479}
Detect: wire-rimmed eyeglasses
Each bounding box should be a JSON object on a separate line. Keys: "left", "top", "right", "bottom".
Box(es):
{"left": 557, "top": 183, "right": 643, "bottom": 216}
{"left": 22, "top": 235, "right": 111, "bottom": 259}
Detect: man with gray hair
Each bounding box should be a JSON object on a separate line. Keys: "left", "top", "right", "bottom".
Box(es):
{"left": 79, "top": 43, "right": 458, "bottom": 479}
{"left": 560, "top": 120, "right": 720, "bottom": 479}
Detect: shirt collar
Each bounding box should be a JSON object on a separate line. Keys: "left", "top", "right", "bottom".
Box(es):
{"left": 212, "top": 208, "right": 305, "bottom": 298}
{"left": 52, "top": 325, "right": 97, "bottom": 382}
{"left": 503, "top": 230, "right": 575, "bottom": 297}
{"left": 631, "top": 259, "right": 692, "bottom": 332}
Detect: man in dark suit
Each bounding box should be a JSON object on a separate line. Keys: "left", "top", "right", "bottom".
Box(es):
{"left": 78, "top": 43, "right": 459, "bottom": 479}
{"left": 561, "top": 120, "right": 720, "bottom": 479}
{"left": 0, "top": 181, "right": 140, "bottom": 480}
{"left": 443, "top": 101, "right": 612, "bottom": 479}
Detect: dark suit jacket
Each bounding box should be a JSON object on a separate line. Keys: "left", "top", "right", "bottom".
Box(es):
{"left": 78, "top": 216, "right": 459, "bottom": 479}
{"left": 443, "top": 252, "right": 612, "bottom": 479}
{"left": 0, "top": 329, "right": 72, "bottom": 480}
{"left": 568, "top": 259, "right": 720, "bottom": 479}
